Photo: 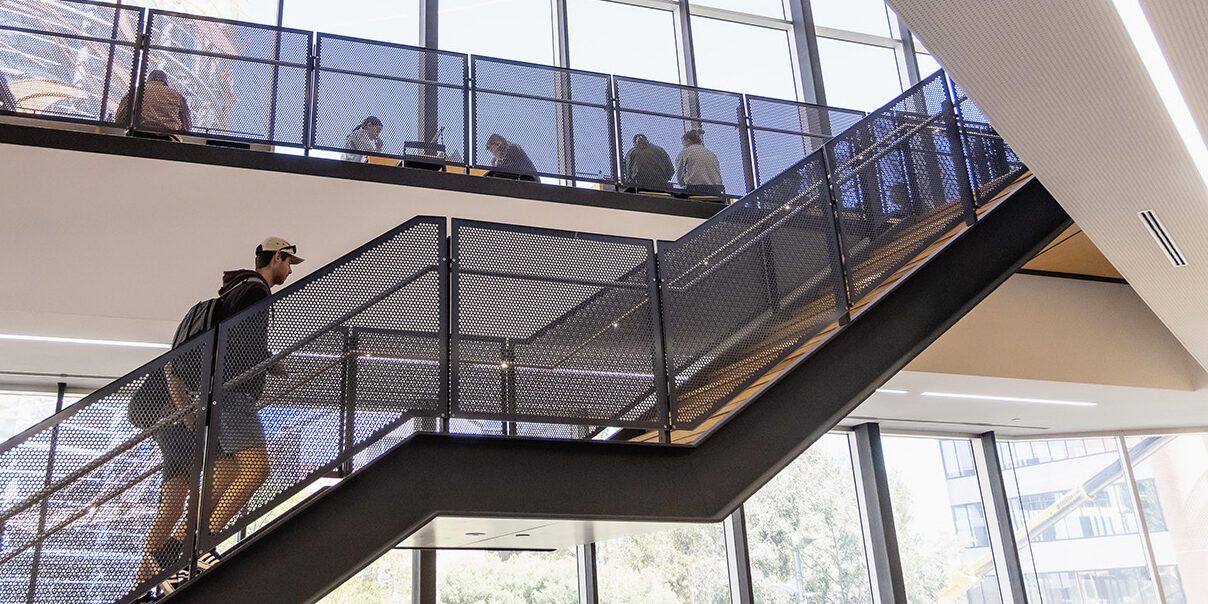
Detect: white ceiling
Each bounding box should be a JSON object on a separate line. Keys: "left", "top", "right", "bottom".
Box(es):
{"left": 887, "top": 0, "right": 1208, "bottom": 372}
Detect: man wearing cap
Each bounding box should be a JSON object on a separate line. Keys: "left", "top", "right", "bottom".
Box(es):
{"left": 205, "top": 238, "right": 304, "bottom": 546}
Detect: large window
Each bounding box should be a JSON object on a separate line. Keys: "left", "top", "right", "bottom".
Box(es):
{"left": 126, "top": 0, "right": 279, "bottom": 25}
{"left": 743, "top": 433, "right": 874, "bottom": 603}
{"left": 566, "top": 0, "right": 679, "bottom": 83}
{"left": 438, "top": 549, "right": 577, "bottom": 603}
{"left": 882, "top": 436, "right": 1002, "bottom": 603}
{"left": 281, "top": 0, "right": 420, "bottom": 46}
{"left": 809, "top": 0, "right": 894, "bottom": 37}
{"left": 690, "top": 0, "right": 784, "bottom": 20}
{"left": 439, "top": 0, "right": 555, "bottom": 64}
{"left": 0, "top": 391, "right": 68, "bottom": 440}
{"left": 690, "top": 16, "right": 797, "bottom": 100}
{"left": 597, "top": 525, "right": 729, "bottom": 603}
{"left": 815, "top": 37, "right": 903, "bottom": 111}
{"left": 320, "top": 549, "right": 413, "bottom": 603}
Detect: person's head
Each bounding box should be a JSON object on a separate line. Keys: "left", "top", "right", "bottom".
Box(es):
{"left": 355, "top": 115, "right": 383, "bottom": 138}
{"left": 633, "top": 134, "right": 649, "bottom": 148}
{"left": 485, "top": 134, "right": 508, "bottom": 159}
{"left": 254, "top": 237, "right": 305, "bottom": 286}
{"left": 148, "top": 70, "right": 168, "bottom": 85}
{"left": 681, "top": 130, "right": 702, "bottom": 147}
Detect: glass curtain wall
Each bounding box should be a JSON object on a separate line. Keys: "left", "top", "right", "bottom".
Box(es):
{"left": 281, "top": 0, "right": 421, "bottom": 45}
{"left": 566, "top": 0, "right": 680, "bottom": 83}
{"left": 438, "top": 549, "right": 577, "bottom": 603}
{"left": 596, "top": 524, "right": 730, "bottom": 603}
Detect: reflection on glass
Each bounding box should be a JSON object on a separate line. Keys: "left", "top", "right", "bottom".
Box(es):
{"left": 882, "top": 436, "right": 1002, "bottom": 603}
{"left": 439, "top": 0, "right": 555, "bottom": 65}
{"left": 320, "top": 549, "right": 413, "bottom": 603}
{"left": 438, "top": 549, "right": 577, "bottom": 603}
{"left": 598, "top": 524, "right": 729, "bottom": 603}
{"left": 1001, "top": 438, "right": 1162, "bottom": 604}
{"left": 282, "top": 0, "right": 420, "bottom": 46}
{"left": 1125, "top": 434, "right": 1204, "bottom": 603}
{"left": 131, "top": 0, "right": 279, "bottom": 25}
{"left": 917, "top": 53, "right": 942, "bottom": 79}
{"left": 691, "top": 16, "right": 797, "bottom": 100}
{"left": 744, "top": 433, "right": 873, "bottom": 603}
{"left": 689, "top": 0, "right": 784, "bottom": 20}
{"left": 567, "top": 0, "right": 679, "bottom": 83}
{"left": 815, "top": 38, "right": 903, "bottom": 112}
{"left": 810, "top": 0, "right": 892, "bottom": 37}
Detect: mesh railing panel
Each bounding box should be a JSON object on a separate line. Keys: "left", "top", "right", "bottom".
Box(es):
{"left": 470, "top": 57, "right": 614, "bottom": 182}
{"left": 312, "top": 34, "right": 468, "bottom": 165}
{"left": 138, "top": 11, "right": 310, "bottom": 145}
{"left": 747, "top": 95, "right": 864, "bottom": 187}
{"left": 201, "top": 217, "right": 445, "bottom": 549}
{"left": 452, "top": 220, "right": 661, "bottom": 428}
{"left": 0, "top": 0, "right": 141, "bottom": 124}
{"left": 659, "top": 153, "right": 845, "bottom": 428}
{"left": 0, "top": 336, "right": 212, "bottom": 604}
{"left": 951, "top": 82, "right": 1027, "bottom": 205}
{"left": 826, "top": 71, "right": 970, "bottom": 302}
{"left": 615, "top": 76, "right": 750, "bottom": 196}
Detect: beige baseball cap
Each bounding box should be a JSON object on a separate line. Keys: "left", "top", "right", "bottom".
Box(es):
{"left": 258, "top": 237, "right": 305, "bottom": 264}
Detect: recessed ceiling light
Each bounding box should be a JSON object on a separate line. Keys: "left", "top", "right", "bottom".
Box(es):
{"left": 921, "top": 392, "right": 1096, "bottom": 407}
{"left": 465, "top": 532, "right": 486, "bottom": 536}
{"left": 875, "top": 388, "right": 909, "bottom": 395}
{"left": 1111, "top": 0, "right": 1208, "bottom": 195}
{"left": 0, "top": 333, "right": 170, "bottom": 349}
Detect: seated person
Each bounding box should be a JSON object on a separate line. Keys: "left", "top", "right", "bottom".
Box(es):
{"left": 676, "top": 129, "right": 725, "bottom": 197}
{"left": 484, "top": 134, "right": 539, "bottom": 181}
{"left": 624, "top": 134, "right": 675, "bottom": 191}
{"left": 115, "top": 69, "right": 191, "bottom": 138}
{"left": 343, "top": 116, "right": 384, "bottom": 162}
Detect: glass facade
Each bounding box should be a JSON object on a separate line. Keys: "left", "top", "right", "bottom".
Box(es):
{"left": 438, "top": 549, "right": 577, "bottom": 603}
{"left": 281, "top": 0, "right": 421, "bottom": 46}
{"left": 438, "top": 0, "right": 556, "bottom": 64}
{"left": 597, "top": 525, "right": 729, "bottom": 603}
{"left": 690, "top": 16, "right": 797, "bottom": 100}
{"left": 566, "top": 0, "right": 679, "bottom": 83}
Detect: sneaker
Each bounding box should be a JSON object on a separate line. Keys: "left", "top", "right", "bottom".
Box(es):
{"left": 132, "top": 588, "right": 161, "bottom": 603}
{"left": 196, "top": 548, "right": 223, "bottom": 570}
{"left": 159, "top": 568, "right": 190, "bottom": 595}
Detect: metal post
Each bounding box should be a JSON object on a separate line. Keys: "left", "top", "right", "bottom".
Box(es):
{"left": 821, "top": 148, "right": 853, "bottom": 324}
{"left": 501, "top": 340, "right": 516, "bottom": 436}
{"left": 265, "top": 24, "right": 283, "bottom": 143}
{"left": 25, "top": 382, "right": 67, "bottom": 603}
{"left": 975, "top": 432, "right": 1030, "bottom": 603}
{"left": 439, "top": 236, "right": 451, "bottom": 432}
{"left": 339, "top": 327, "right": 359, "bottom": 476}
{"left": 419, "top": 0, "right": 438, "bottom": 49}
{"left": 724, "top": 506, "right": 755, "bottom": 604}
{"left": 647, "top": 244, "right": 673, "bottom": 443}
{"left": 412, "top": 549, "right": 436, "bottom": 604}
{"left": 418, "top": 0, "right": 441, "bottom": 151}
{"left": 193, "top": 328, "right": 225, "bottom": 556}
{"left": 576, "top": 543, "right": 599, "bottom": 604}
{"left": 896, "top": 15, "right": 921, "bottom": 86}
{"left": 675, "top": 0, "right": 698, "bottom": 87}
{"left": 303, "top": 42, "right": 317, "bottom": 151}
{"left": 786, "top": 0, "right": 826, "bottom": 105}
{"left": 130, "top": 28, "right": 152, "bottom": 131}
{"left": 1117, "top": 436, "right": 1169, "bottom": 603}
{"left": 852, "top": 424, "right": 906, "bottom": 603}
{"left": 98, "top": 4, "right": 122, "bottom": 123}
{"left": 944, "top": 97, "right": 977, "bottom": 223}
{"left": 738, "top": 101, "right": 757, "bottom": 195}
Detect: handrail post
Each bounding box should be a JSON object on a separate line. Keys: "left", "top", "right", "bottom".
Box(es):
{"left": 98, "top": 4, "right": 123, "bottom": 123}
{"left": 648, "top": 243, "right": 673, "bottom": 443}
{"left": 738, "top": 99, "right": 757, "bottom": 194}
{"left": 187, "top": 327, "right": 221, "bottom": 576}
{"left": 439, "top": 235, "right": 452, "bottom": 434}
{"left": 822, "top": 147, "right": 853, "bottom": 325}
{"left": 500, "top": 340, "right": 516, "bottom": 436}
{"left": 942, "top": 73, "right": 977, "bottom": 224}
{"left": 338, "top": 326, "right": 358, "bottom": 476}
{"left": 129, "top": 26, "right": 151, "bottom": 132}
{"left": 303, "top": 38, "right": 317, "bottom": 152}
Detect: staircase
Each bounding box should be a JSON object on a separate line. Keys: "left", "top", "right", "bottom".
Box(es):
{"left": 0, "top": 70, "right": 1067, "bottom": 604}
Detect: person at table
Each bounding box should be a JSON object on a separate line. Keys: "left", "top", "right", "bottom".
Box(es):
{"left": 676, "top": 129, "right": 724, "bottom": 195}
{"left": 625, "top": 134, "right": 675, "bottom": 190}
{"left": 343, "top": 116, "right": 384, "bottom": 162}
{"left": 485, "top": 134, "right": 539, "bottom": 181}
{"left": 115, "top": 69, "right": 192, "bottom": 137}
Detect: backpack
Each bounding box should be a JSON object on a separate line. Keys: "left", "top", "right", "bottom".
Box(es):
{"left": 128, "top": 277, "right": 266, "bottom": 430}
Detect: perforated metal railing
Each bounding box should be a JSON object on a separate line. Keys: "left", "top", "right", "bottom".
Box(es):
{"left": 951, "top": 81, "right": 1028, "bottom": 206}
{"left": 0, "top": 68, "right": 1031, "bottom": 603}
{"left": 746, "top": 95, "right": 865, "bottom": 187}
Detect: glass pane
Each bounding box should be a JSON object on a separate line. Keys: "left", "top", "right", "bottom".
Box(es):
{"left": 598, "top": 524, "right": 729, "bottom": 603}
{"left": 1125, "top": 434, "right": 1207, "bottom": 602}
{"left": 689, "top": 0, "right": 784, "bottom": 20}
{"left": 0, "top": 391, "right": 68, "bottom": 440}
{"left": 815, "top": 38, "right": 902, "bottom": 112}
{"left": 810, "top": 0, "right": 892, "bottom": 37}
{"left": 917, "top": 53, "right": 942, "bottom": 78}
{"left": 440, "top": 0, "right": 555, "bottom": 65}
{"left": 129, "top": 0, "right": 279, "bottom": 25}
{"left": 691, "top": 17, "right": 797, "bottom": 100}
{"left": 282, "top": 0, "right": 420, "bottom": 46}
{"left": 882, "top": 436, "right": 1002, "bottom": 603}
{"left": 1001, "top": 438, "right": 1162, "bottom": 604}
{"left": 567, "top": 0, "right": 679, "bottom": 83}
{"left": 744, "top": 433, "right": 874, "bottom": 603}
{"left": 438, "top": 549, "right": 577, "bottom": 602}
{"left": 320, "top": 549, "right": 413, "bottom": 603}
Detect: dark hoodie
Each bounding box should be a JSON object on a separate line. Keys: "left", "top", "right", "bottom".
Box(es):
{"left": 218, "top": 270, "right": 272, "bottom": 397}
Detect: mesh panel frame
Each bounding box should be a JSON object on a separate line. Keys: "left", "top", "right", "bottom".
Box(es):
{"left": 470, "top": 56, "right": 615, "bottom": 183}
{"left": 952, "top": 82, "right": 1027, "bottom": 205}
{"left": 137, "top": 10, "right": 310, "bottom": 146}
{"left": 451, "top": 220, "right": 663, "bottom": 430}
{"left": 199, "top": 217, "right": 446, "bottom": 551}
{"left": 826, "top": 71, "right": 970, "bottom": 302}
{"left": 615, "top": 76, "right": 751, "bottom": 196}
{"left": 311, "top": 34, "right": 468, "bottom": 165}
{"left": 746, "top": 95, "right": 864, "bottom": 187}
{"left": 659, "top": 153, "right": 845, "bottom": 428}
{"left": 0, "top": 336, "right": 213, "bottom": 604}
{"left": 0, "top": 0, "right": 142, "bottom": 125}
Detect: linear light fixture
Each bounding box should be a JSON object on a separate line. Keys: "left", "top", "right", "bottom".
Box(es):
{"left": 921, "top": 391, "right": 1097, "bottom": 407}
{"left": 875, "top": 388, "right": 910, "bottom": 395}
{"left": 0, "top": 333, "right": 169, "bottom": 349}
{"left": 1111, "top": 0, "right": 1208, "bottom": 195}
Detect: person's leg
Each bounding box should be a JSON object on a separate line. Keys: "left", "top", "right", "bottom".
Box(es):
{"left": 209, "top": 445, "right": 270, "bottom": 532}
{"left": 205, "top": 455, "right": 240, "bottom": 534}
{"left": 135, "top": 474, "right": 189, "bottom": 584}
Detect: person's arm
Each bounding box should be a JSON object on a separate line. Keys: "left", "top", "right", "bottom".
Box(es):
{"left": 179, "top": 97, "right": 192, "bottom": 131}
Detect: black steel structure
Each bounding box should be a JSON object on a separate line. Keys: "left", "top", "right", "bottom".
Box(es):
{"left": 0, "top": 9, "right": 1048, "bottom": 599}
